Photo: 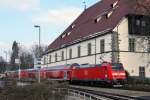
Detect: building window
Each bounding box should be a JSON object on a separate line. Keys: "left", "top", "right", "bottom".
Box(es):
{"left": 61, "top": 51, "right": 64, "bottom": 61}
{"left": 67, "top": 32, "right": 71, "bottom": 36}
{"left": 87, "top": 43, "right": 92, "bottom": 55}
{"left": 139, "top": 67, "right": 145, "bottom": 78}
{"left": 100, "top": 39, "right": 105, "bottom": 53}
{"left": 44, "top": 56, "right": 46, "bottom": 64}
{"left": 136, "top": 19, "right": 146, "bottom": 27}
{"left": 49, "top": 55, "right": 51, "bottom": 63}
{"left": 106, "top": 11, "right": 113, "bottom": 18}
{"left": 62, "top": 34, "right": 66, "bottom": 38}
{"left": 142, "top": 20, "right": 146, "bottom": 27}
{"left": 95, "top": 16, "right": 102, "bottom": 23}
{"left": 71, "top": 24, "right": 75, "bottom": 29}
{"left": 77, "top": 46, "right": 81, "bottom": 57}
{"left": 112, "top": 1, "right": 118, "bottom": 8}
{"left": 129, "top": 38, "right": 135, "bottom": 52}
{"left": 69, "top": 48, "right": 72, "bottom": 59}
{"left": 148, "top": 40, "right": 150, "bottom": 52}
{"left": 136, "top": 19, "right": 140, "bottom": 26}
{"left": 55, "top": 53, "right": 57, "bottom": 62}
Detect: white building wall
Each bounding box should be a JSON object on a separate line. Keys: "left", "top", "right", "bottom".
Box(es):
{"left": 113, "top": 17, "right": 129, "bottom": 51}
{"left": 114, "top": 17, "right": 150, "bottom": 77}
{"left": 120, "top": 52, "right": 150, "bottom": 77}
{"left": 43, "top": 33, "right": 113, "bottom": 67}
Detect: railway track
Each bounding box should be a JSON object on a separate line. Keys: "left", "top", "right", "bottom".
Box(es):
{"left": 69, "top": 86, "right": 148, "bottom": 100}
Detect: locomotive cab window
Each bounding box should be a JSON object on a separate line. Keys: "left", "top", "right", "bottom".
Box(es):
{"left": 111, "top": 63, "right": 124, "bottom": 70}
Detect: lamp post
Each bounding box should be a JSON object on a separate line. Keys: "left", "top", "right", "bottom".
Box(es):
{"left": 34, "top": 25, "right": 41, "bottom": 57}
{"left": 15, "top": 42, "right": 21, "bottom": 81}
{"left": 15, "top": 58, "right": 21, "bottom": 80}
{"left": 34, "top": 25, "right": 41, "bottom": 83}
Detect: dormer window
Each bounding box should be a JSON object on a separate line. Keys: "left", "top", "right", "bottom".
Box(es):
{"left": 106, "top": 11, "right": 113, "bottom": 18}
{"left": 71, "top": 24, "right": 75, "bottom": 29}
{"left": 67, "top": 31, "right": 71, "bottom": 36}
{"left": 95, "top": 16, "right": 102, "bottom": 23}
{"left": 112, "top": 1, "right": 118, "bottom": 8}
{"left": 62, "top": 34, "right": 66, "bottom": 38}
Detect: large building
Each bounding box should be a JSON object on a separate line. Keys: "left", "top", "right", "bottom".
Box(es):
{"left": 42, "top": 0, "right": 150, "bottom": 78}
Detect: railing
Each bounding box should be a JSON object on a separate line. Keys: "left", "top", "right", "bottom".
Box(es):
{"left": 55, "top": 88, "right": 109, "bottom": 100}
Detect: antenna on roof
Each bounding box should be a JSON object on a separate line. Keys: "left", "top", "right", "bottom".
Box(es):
{"left": 83, "top": 0, "right": 87, "bottom": 10}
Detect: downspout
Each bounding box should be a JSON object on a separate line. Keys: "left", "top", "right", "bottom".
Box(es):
{"left": 95, "top": 38, "right": 97, "bottom": 64}
{"left": 117, "top": 26, "right": 120, "bottom": 63}
{"left": 66, "top": 47, "right": 67, "bottom": 64}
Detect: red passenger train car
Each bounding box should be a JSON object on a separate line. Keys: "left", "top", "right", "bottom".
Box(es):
{"left": 6, "top": 70, "right": 18, "bottom": 78}
{"left": 26, "top": 69, "right": 38, "bottom": 79}
{"left": 6, "top": 69, "right": 37, "bottom": 79}
{"left": 19, "top": 69, "right": 28, "bottom": 79}
{"left": 42, "top": 64, "right": 78, "bottom": 80}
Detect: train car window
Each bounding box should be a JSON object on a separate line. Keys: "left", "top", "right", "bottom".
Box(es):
{"left": 80, "top": 64, "right": 95, "bottom": 68}
{"left": 71, "top": 63, "right": 80, "bottom": 68}
{"left": 111, "top": 63, "right": 124, "bottom": 70}
{"left": 96, "top": 64, "right": 101, "bottom": 67}
{"left": 46, "top": 64, "right": 71, "bottom": 70}
{"left": 71, "top": 63, "right": 80, "bottom": 66}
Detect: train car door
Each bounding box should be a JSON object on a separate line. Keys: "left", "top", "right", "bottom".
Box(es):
{"left": 64, "top": 70, "right": 68, "bottom": 80}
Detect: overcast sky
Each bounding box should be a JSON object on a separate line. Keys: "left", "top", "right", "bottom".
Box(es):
{"left": 0, "top": 0, "right": 99, "bottom": 60}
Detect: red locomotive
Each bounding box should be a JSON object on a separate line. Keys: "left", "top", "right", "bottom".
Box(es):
{"left": 71, "top": 62, "right": 126, "bottom": 85}
{"left": 5, "top": 62, "right": 126, "bottom": 85}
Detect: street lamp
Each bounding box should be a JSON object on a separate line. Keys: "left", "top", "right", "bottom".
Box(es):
{"left": 15, "top": 58, "right": 21, "bottom": 80}
{"left": 34, "top": 25, "right": 41, "bottom": 83}
{"left": 34, "top": 25, "right": 41, "bottom": 56}
{"left": 16, "top": 42, "right": 21, "bottom": 81}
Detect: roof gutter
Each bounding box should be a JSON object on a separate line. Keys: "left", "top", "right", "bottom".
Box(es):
{"left": 43, "top": 28, "right": 112, "bottom": 55}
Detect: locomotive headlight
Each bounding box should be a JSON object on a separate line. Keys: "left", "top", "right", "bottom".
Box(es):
{"left": 119, "top": 73, "right": 125, "bottom": 76}
{"left": 112, "top": 73, "right": 118, "bottom": 76}
{"left": 105, "top": 74, "right": 108, "bottom": 78}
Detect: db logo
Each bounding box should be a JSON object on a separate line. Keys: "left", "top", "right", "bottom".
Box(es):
{"left": 84, "top": 70, "right": 88, "bottom": 76}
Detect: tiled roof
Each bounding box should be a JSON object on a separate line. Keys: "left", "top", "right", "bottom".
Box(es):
{"left": 47, "top": 0, "right": 146, "bottom": 51}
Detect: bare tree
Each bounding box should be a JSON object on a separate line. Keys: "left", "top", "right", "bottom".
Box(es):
{"left": 132, "top": 0, "right": 150, "bottom": 15}
{"left": 31, "top": 44, "right": 47, "bottom": 58}
{"left": 0, "top": 56, "right": 6, "bottom": 73}
{"left": 19, "top": 52, "right": 34, "bottom": 69}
